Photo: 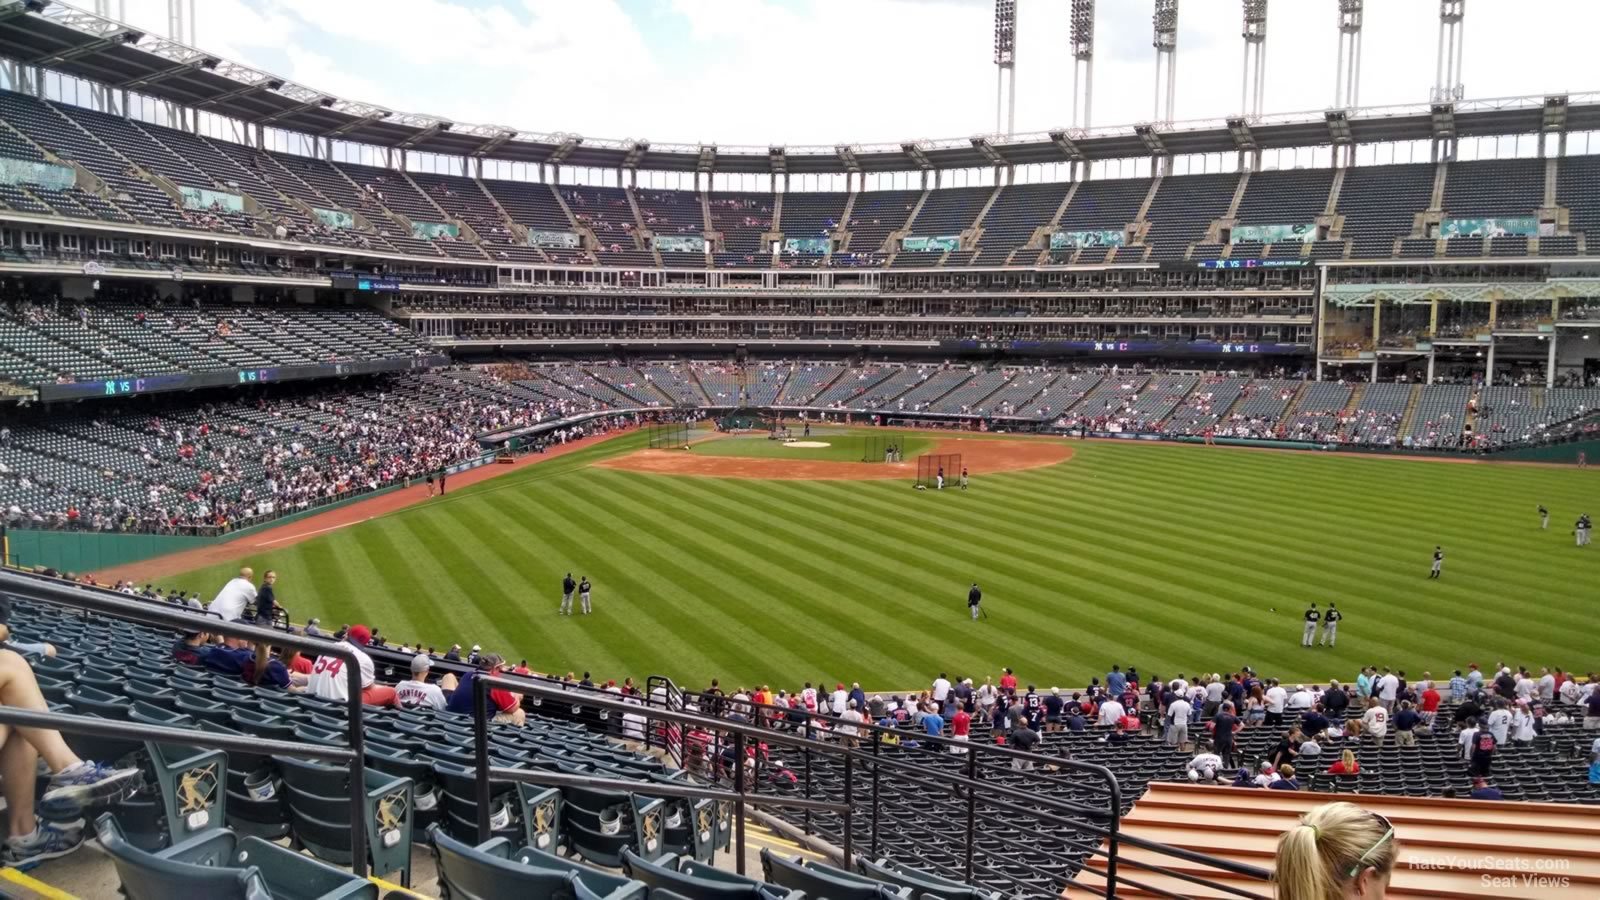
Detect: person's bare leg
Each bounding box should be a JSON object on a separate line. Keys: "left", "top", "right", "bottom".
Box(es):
{"left": 0, "top": 650, "right": 80, "bottom": 773}
{"left": 0, "top": 731, "right": 39, "bottom": 837}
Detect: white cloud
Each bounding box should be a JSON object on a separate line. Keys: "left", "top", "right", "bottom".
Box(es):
{"left": 128, "top": 0, "right": 1600, "bottom": 147}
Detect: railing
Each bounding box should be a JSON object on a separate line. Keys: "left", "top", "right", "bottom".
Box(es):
{"left": 0, "top": 569, "right": 374, "bottom": 877}
{"left": 658, "top": 688, "right": 1274, "bottom": 899}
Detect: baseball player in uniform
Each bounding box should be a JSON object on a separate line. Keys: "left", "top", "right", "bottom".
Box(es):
{"left": 1301, "top": 603, "right": 1320, "bottom": 647}
{"left": 936, "top": 467, "right": 945, "bottom": 490}
{"left": 967, "top": 583, "right": 982, "bottom": 621}
{"left": 1538, "top": 505, "right": 1549, "bottom": 530}
{"left": 578, "top": 576, "right": 592, "bottom": 615}
{"left": 960, "top": 467, "right": 969, "bottom": 491}
{"left": 1429, "top": 546, "right": 1443, "bottom": 578}
{"left": 560, "top": 573, "right": 576, "bottom": 615}
{"left": 1320, "top": 603, "right": 1341, "bottom": 647}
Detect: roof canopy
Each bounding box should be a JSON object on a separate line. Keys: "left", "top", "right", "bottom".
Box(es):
{"left": 3, "top": 1, "right": 1598, "bottom": 175}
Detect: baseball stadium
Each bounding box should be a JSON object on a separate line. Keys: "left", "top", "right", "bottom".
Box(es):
{"left": 0, "top": 1, "right": 1594, "bottom": 898}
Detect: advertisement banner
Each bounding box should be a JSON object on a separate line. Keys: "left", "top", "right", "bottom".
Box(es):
{"left": 1050, "top": 230, "right": 1126, "bottom": 250}
{"left": 0, "top": 158, "right": 76, "bottom": 191}
{"left": 901, "top": 235, "right": 960, "bottom": 252}
{"left": 1439, "top": 217, "right": 1538, "bottom": 239}
{"left": 654, "top": 235, "right": 706, "bottom": 253}
{"left": 179, "top": 186, "right": 244, "bottom": 213}
{"left": 410, "top": 221, "right": 460, "bottom": 240}
{"left": 783, "top": 237, "right": 831, "bottom": 254}
{"left": 312, "top": 207, "right": 354, "bottom": 230}
{"left": 527, "top": 229, "right": 581, "bottom": 249}
{"left": 1232, "top": 223, "right": 1316, "bottom": 244}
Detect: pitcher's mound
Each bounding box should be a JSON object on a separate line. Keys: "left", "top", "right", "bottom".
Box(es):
{"left": 783, "top": 441, "right": 831, "bottom": 448}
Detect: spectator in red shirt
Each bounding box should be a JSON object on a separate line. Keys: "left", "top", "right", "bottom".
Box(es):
{"left": 1326, "top": 749, "right": 1361, "bottom": 776}
{"left": 951, "top": 705, "right": 972, "bottom": 748}
{"left": 1419, "top": 682, "right": 1442, "bottom": 726}
{"left": 999, "top": 668, "right": 1018, "bottom": 695}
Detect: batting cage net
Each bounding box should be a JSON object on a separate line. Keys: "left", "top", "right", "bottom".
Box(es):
{"left": 862, "top": 434, "right": 888, "bottom": 462}
{"left": 915, "top": 453, "right": 962, "bottom": 488}
{"left": 648, "top": 420, "right": 690, "bottom": 449}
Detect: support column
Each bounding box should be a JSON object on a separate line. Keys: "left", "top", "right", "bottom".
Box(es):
{"left": 1426, "top": 352, "right": 1436, "bottom": 385}
{"left": 1429, "top": 299, "right": 1439, "bottom": 337}
{"left": 1547, "top": 333, "right": 1558, "bottom": 388}
{"left": 1372, "top": 299, "right": 1382, "bottom": 349}
{"left": 1485, "top": 339, "right": 1496, "bottom": 386}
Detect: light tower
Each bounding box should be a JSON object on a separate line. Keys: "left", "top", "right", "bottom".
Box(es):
{"left": 1334, "top": 0, "right": 1363, "bottom": 108}
{"left": 1240, "top": 0, "right": 1267, "bottom": 121}
{"left": 1152, "top": 0, "right": 1179, "bottom": 125}
{"left": 167, "top": 0, "right": 196, "bottom": 44}
{"left": 993, "top": 0, "right": 1017, "bottom": 137}
{"left": 1069, "top": 0, "right": 1095, "bottom": 130}
{"left": 1432, "top": 0, "right": 1465, "bottom": 104}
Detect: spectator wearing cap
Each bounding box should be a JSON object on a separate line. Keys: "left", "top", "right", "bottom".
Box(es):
{"left": 395, "top": 654, "right": 457, "bottom": 710}
{"left": 303, "top": 618, "right": 324, "bottom": 637}
{"left": 308, "top": 624, "right": 396, "bottom": 707}
{"left": 445, "top": 653, "right": 524, "bottom": 725}
{"left": 443, "top": 644, "right": 461, "bottom": 662}
{"left": 467, "top": 644, "right": 482, "bottom": 666}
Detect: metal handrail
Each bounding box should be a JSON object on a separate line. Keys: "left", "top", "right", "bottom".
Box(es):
{"left": 483, "top": 766, "right": 849, "bottom": 814}
{"left": 0, "top": 570, "right": 373, "bottom": 877}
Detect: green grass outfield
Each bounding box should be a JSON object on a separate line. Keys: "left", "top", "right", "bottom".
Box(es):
{"left": 689, "top": 430, "right": 934, "bottom": 462}
{"left": 162, "top": 429, "right": 1600, "bottom": 690}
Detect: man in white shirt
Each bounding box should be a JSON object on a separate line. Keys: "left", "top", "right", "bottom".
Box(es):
{"left": 1165, "top": 695, "right": 1192, "bottom": 747}
{"left": 1361, "top": 699, "right": 1389, "bottom": 740}
{"left": 1287, "top": 685, "right": 1314, "bottom": 710}
{"left": 829, "top": 683, "right": 847, "bottom": 716}
{"left": 931, "top": 673, "right": 952, "bottom": 704}
{"left": 208, "top": 567, "right": 256, "bottom": 622}
{"left": 308, "top": 624, "right": 395, "bottom": 707}
{"left": 1264, "top": 680, "right": 1288, "bottom": 727}
{"left": 1486, "top": 702, "right": 1513, "bottom": 745}
{"left": 838, "top": 700, "right": 864, "bottom": 747}
{"left": 1186, "top": 745, "right": 1223, "bottom": 781}
{"left": 1537, "top": 668, "right": 1557, "bottom": 704}
{"left": 1376, "top": 669, "right": 1399, "bottom": 711}
{"left": 394, "top": 654, "right": 456, "bottom": 710}
{"left": 1097, "top": 697, "right": 1125, "bottom": 727}
{"left": 1514, "top": 671, "right": 1537, "bottom": 703}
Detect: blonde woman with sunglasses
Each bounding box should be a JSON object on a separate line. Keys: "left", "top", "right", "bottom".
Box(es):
{"left": 1275, "top": 802, "right": 1398, "bottom": 899}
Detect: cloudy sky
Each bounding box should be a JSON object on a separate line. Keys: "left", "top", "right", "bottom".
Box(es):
{"left": 103, "top": 0, "right": 1600, "bottom": 146}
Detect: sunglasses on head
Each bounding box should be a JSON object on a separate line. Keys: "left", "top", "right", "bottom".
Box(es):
{"left": 1347, "top": 811, "right": 1395, "bottom": 878}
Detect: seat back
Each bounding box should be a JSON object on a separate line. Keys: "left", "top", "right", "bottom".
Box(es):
{"left": 763, "top": 848, "right": 899, "bottom": 900}
{"left": 431, "top": 824, "right": 585, "bottom": 900}
{"left": 95, "top": 814, "right": 262, "bottom": 900}
{"left": 277, "top": 756, "right": 415, "bottom": 885}
{"left": 514, "top": 843, "right": 645, "bottom": 898}
{"left": 858, "top": 859, "right": 994, "bottom": 900}
{"left": 621, "top": 848, "right": 769, "bottom": 899}
{"left": 145, "top": 741, "right": 227, "bottom": 847}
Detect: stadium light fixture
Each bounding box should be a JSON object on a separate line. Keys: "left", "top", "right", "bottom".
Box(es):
{"left": 901, "top": 142, "right": 933, "bottom": 171}
{"left": 1335, "top": 0, "right": 1364, "bottom": 108}
{"left": 547, "top": 134, "right": 582, "bottom": 164}
{"left": 768, "top": 146, "right": 787, "bottom": 174}
{"left": 1047, "top": 129, "right": 1085, "bottom": 162}
{"left": 970, "top": 136, "right": 1005, "bottom": 166}
{"left": 1240, "top": 0, "right": 1267, "bottom": 121}
{"left": 696, "top": 145, "right": 717, "bottom": 173}
{"left": 993, "top": 0, "right": 1018, "bottom": 136}
{"left": 1152, "top": 0, "right": 1179, "bottom": 125}
{"left": 1069, "top": 0, "right": 1095, "bottom": 129}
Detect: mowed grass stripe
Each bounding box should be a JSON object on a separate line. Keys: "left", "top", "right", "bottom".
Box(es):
{"left": 499, "top": 484, "right": 808, "bottom": 683}
{"left": 996, "top": 459, "right": 1590, "bottom": 642}
{"left": 609, "top": 472, "right": 1046, "bottom": 678}
{"left": 158, "top": 437, "right": 1600, "bottom": 687}
{"left": 564, "top": 473, "right": 920, "bottom": 684}
{"left": 1020, "top": 449, "right": 1590, "bottom": 601}
{"left": 448, "top": 493, "right": 684, "bottom": 675}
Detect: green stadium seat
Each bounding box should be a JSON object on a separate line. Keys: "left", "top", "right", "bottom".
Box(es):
{"left": 761, "top": 849, "right": 904, "bottom": 899}
{"left": 96, "top": 812, "right": 378, "bottom": 900}
{"left": 277, "top": 756, "right": 415, "bottom": 886}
